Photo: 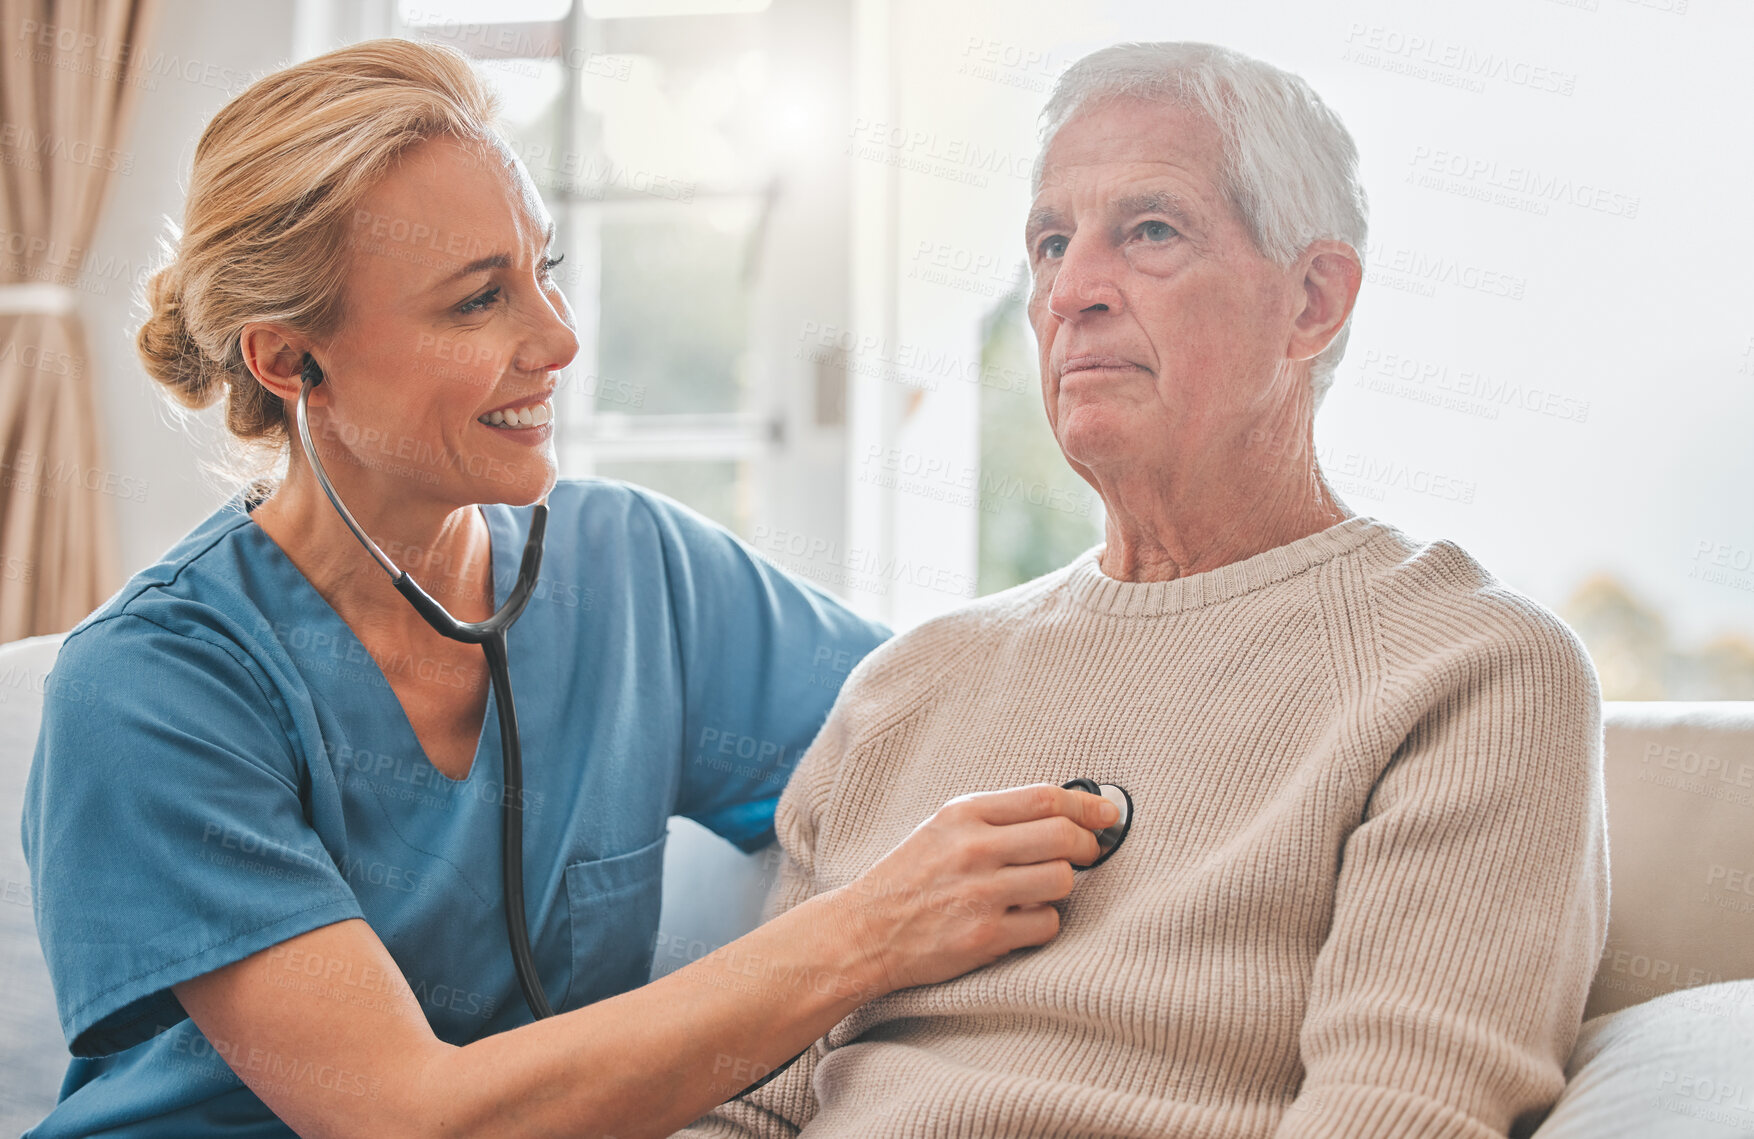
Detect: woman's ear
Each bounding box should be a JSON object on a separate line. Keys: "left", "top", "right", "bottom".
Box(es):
{"left": 1286, "top": 241, "right": 1363, "bottom": 364}
{"left": 238, "top": 323, "right": 311, "bottom": 402}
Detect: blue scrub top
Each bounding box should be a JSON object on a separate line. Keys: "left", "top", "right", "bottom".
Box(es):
{"left": 20, "top": 478, "right": 888, "bottom": 1137}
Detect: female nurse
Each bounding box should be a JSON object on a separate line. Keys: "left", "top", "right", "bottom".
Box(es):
{"left": 19, "top": 37, "right": 1116, "bottom": 1139}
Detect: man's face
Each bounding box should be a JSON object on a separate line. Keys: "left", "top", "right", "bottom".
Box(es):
{"left": 1025, "top": 97, "right": 1308, "bottom": 487}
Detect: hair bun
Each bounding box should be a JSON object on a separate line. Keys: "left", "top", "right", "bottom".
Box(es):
{"left": 136, "top": 261, "right": 220, "bottom": 410}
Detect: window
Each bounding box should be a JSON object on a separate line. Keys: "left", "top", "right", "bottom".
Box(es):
{"left": 975, "top": 286, "right": 1102, "bottom": 594}
{"left": 396, "top": 0, "right": 851, "bottom": 546}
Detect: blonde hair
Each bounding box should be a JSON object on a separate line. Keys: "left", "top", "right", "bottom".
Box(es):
{"left": 136, "top": 37, "right": 503, "bottom": 487}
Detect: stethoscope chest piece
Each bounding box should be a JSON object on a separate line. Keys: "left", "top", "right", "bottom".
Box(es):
{"left": 1061, "top": 778, "right": 1133, "bottom": 870}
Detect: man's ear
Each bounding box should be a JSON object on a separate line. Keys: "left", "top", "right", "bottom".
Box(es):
{"left": 1286, "top": 240, "right": 1363, "bottom": 364}
{"left": 239, "top": 323, "right": 315, "bottom": 403}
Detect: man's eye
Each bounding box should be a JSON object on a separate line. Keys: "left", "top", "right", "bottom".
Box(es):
{"left": 1038, "top": 235, "right": 1068, "bottom": 260}
{"left": 541, "top": 252, "right": 565, "bottom": 279}
{"left": 459, "top": 286, "right": 501, "bottom": 315}
{"left": 1137, "top": 220, "right": 1177, "bottom": 242}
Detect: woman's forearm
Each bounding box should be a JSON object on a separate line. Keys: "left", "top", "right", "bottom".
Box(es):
{"left": 428, "top": 781, "right": 1118, "bottom": 1136}
{"left": 422, "top": 888, "right": 885, "bottom": 1138}
{"left": 171, "top": 786, "right": 1109, "bottom": 1139}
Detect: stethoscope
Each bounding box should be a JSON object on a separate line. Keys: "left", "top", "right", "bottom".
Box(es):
{"left": 292, "top": 353, "right": 1137, "bottom": 1090}
{"left": 1061, "top": 779, "right": 1133, "bottom": 869}
{"left": 294, "top": 355, "right": 558, "bottom": 1022}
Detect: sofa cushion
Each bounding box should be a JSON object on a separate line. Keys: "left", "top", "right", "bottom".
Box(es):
{"left": 1532, "top": 979, "right": 1754, "bottom": 1137}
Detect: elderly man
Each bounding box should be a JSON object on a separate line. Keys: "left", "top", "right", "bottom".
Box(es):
{"left": 682, "top": 41, "right": 1606, "bottom": 1139}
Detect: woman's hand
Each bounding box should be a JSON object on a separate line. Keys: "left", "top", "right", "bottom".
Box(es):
{"left": 826, "top": 783, "right": 1119, "bottom": 995}
{"left": 168, "top": 785, "right": 1112, "bottom": 1139}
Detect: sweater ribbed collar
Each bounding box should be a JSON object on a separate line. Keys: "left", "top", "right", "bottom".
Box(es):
{"left": 1066, "top": 514, "right": 1393, "bottom": 617}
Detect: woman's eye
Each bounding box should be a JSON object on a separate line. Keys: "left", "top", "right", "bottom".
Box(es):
{"left": 458, "top": 286, "right": 501, "bottom": 315}
{"left": 458, "top": 252, "right": 564, "bottom": 314}
{"left": 1038, "top": 235, "right": 1068, "bottom": 260}
{"left": 1137, "top": 220, "right": 1177, "bottom": 242}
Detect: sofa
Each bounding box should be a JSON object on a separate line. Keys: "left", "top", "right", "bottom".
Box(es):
{"left": 2, "top": 631, "right": 1750, "bottom": 1136}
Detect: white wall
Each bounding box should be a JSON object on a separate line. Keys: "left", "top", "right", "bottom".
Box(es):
{"left": 81, "top": 0, "right": 298, "bottom": 579}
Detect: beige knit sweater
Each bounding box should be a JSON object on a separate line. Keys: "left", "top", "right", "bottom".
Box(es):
{"left": 678, "top": 515, "right": 1609, "bottom": 1139}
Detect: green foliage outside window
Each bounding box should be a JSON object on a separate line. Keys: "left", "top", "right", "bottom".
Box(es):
{"left": 976, "top": 285, "right": 1104, "bottom": 596}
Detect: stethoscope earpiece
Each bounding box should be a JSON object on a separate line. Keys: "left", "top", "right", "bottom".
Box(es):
{"left": 1061, "top": 778, "right": 1133, "bottom": 870}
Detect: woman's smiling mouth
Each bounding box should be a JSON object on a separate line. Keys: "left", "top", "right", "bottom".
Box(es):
{"left": 477, "top": 398, "right": 553, "bottom": 429}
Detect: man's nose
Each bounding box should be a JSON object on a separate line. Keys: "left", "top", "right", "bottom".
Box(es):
{"left": 1047, "top": 234, "right": 1125, "bottom": 321}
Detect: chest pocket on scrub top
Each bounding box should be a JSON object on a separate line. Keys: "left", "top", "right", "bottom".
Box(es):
{"left": 561, "top": 833, "right": 668, "bottom": 1010}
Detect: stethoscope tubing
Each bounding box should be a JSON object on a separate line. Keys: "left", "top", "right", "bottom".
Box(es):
{"left": 295, "top": 363, "right": 555, "bottom": 1021}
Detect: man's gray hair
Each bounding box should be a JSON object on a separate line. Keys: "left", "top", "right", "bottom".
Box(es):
{"left": 1035, "top": 42, "right": 1368, "bottom": 409}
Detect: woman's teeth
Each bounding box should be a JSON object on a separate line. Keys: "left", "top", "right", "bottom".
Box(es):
{"left": 478, "top": 402, "right": 553, "bottom": 428}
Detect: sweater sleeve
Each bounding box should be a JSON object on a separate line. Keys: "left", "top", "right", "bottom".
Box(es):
{"left": 672, "top": 666, "right": 862, "bottom": 1136}
{"left": 1277, "top": 612, "right": 1610, "bottom": 1139}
